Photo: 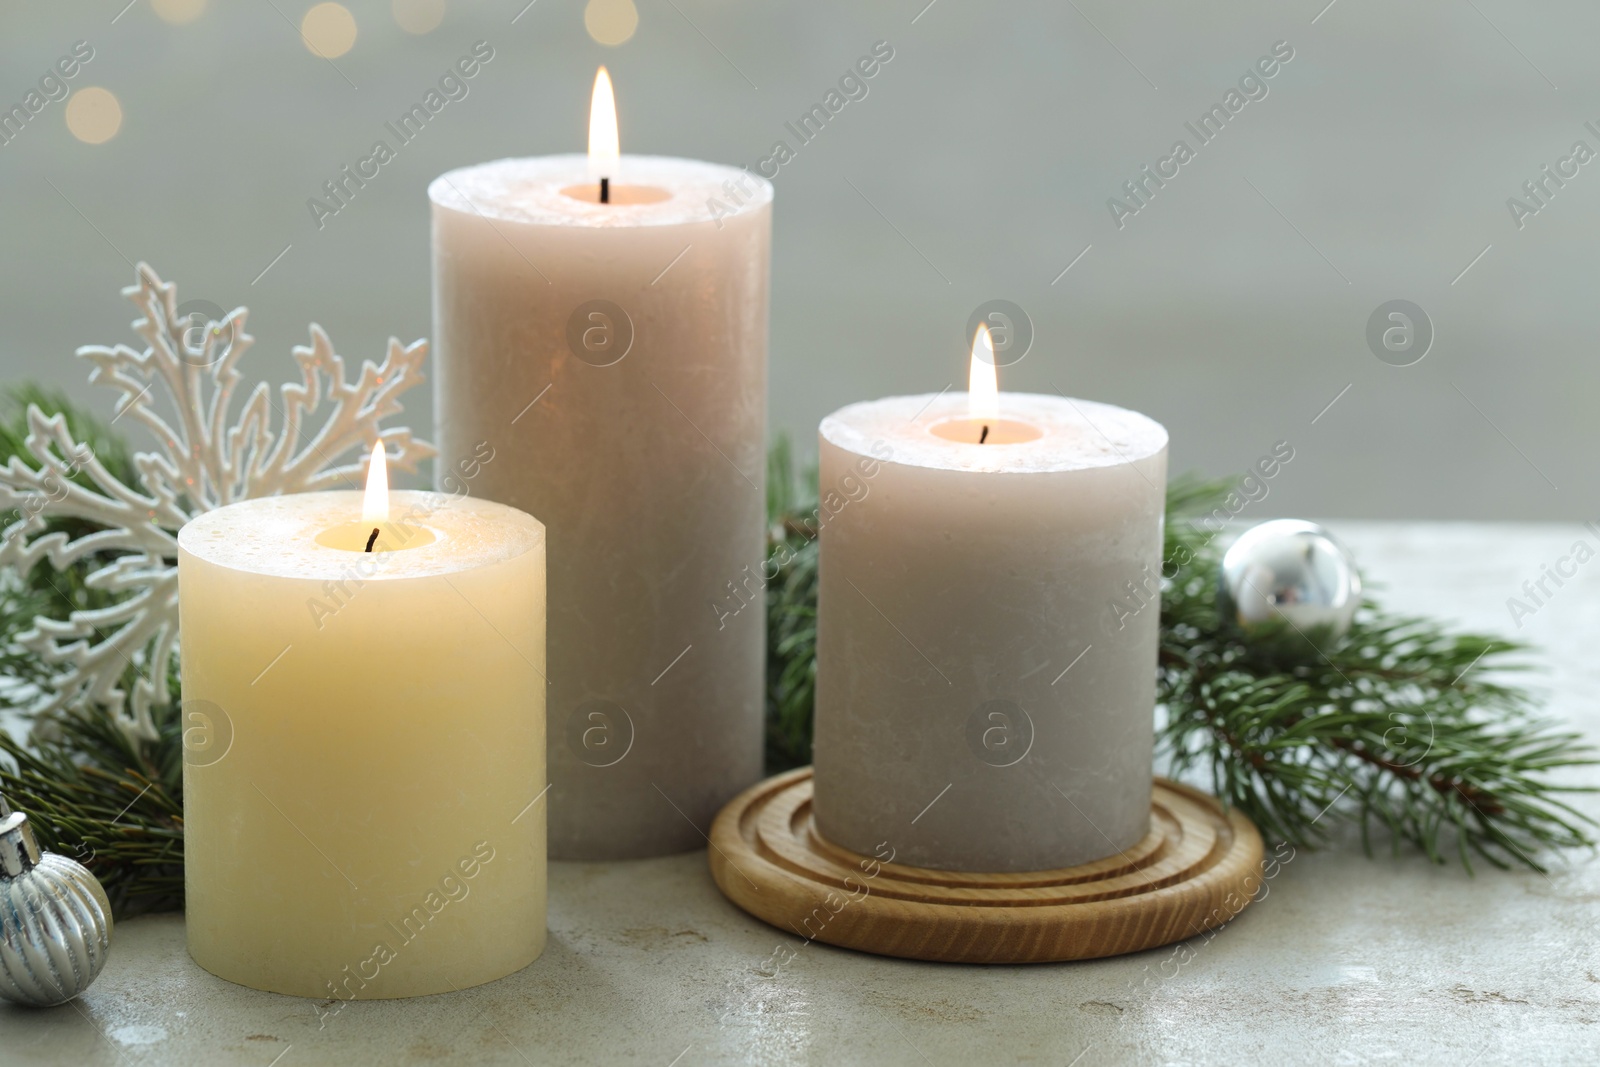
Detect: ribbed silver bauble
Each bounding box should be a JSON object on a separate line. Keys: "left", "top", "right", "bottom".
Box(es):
{"left": 0, "top": 795, "right": 114, "bottom": 1007}
{"left": 1218, "top": 519, "right": 1362, "bottom": 656}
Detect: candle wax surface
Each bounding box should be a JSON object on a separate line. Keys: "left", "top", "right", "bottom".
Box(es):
{"left": 813, "top": 392, "right": 1169, "bottom": 873}
{"left": 429, "top": 154, "right": 771, "bottom": 227}
{"left": 430, "top": 154, "right": 771, "bottom": 860}
{"left": 179, "top": 490, "right": 547, "bottom": 999}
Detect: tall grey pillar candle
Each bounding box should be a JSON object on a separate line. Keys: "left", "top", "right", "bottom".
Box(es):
{"left": 430, "top": 155, "right": 771, "bottom": 859}
{"left": 812, "top": 392, "right": 1168, "bottom": 872}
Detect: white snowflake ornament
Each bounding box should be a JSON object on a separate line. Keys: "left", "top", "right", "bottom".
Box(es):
{"left": 0, "top": 263, "right": 434, "bottom": 744}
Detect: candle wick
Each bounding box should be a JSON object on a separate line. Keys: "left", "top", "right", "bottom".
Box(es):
{"left": 979, "top": 424, "right": 990, "bottom": 444}
{"left": 599, "top": 176, "right": 610, "bottom": 204}
{"left": 364, "top": 527, "right": 380, "bottom": 553}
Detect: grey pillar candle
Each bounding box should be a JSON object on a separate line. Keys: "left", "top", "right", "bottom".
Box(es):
{"left": 430, "top": 153, "right": 770, "bottom": 859}
{"left": 812, "top": 389, "right": 1168, "bottom": 872}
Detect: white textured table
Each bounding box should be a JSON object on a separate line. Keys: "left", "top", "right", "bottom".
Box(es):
{"left": 4, "top": 523, "right": 1598, "bottom": 1066}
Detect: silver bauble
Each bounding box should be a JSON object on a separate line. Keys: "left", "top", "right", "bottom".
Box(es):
{"left": 1218, "top": 519, "right": 1361, "bottom": 656}
{"left": 0, "top": 795, "right": 114, "bottom": 1007}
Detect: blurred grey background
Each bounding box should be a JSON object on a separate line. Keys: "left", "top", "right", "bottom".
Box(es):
{"left": 0, "top": 0, "right": 1595, "bottom": 520}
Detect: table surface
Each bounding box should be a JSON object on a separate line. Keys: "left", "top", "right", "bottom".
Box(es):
{"left": 3, "top": 522, "right": 1597, "bottom": 1067}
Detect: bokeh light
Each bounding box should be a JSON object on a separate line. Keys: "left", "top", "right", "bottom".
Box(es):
{"left": 152, "top": 0, "right": 208, "bottom": 25}
{"left": 584, "top": 0, "right": 638, "bottom": 47}
{"left": 392, "top": 0, "right": 445, "bottom": 35}
{"left": 65, "top": 87, "right": 123, "bottom": 145}
{"left": 301, "top": 3, "right": 358, "bottom": 59}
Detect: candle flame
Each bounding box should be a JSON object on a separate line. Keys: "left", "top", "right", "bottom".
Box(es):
{"left": 968, "top": 324, "right": 1000, "bottom": 421}
{"left": 588, "top": 66, "right": 619, "bottom": 182}
{"left": 362, "top": 441, "right": 389, "bottom": 523}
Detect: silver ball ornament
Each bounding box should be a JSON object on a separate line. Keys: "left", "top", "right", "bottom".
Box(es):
{"left": 1218, "top": 519, "right": 1362, "bottom": 656}
{"left": 0, "top": 795, "right": 114, "bottom": 1007}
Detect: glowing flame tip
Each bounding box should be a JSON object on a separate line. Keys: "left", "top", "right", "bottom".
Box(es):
{"left": 588, "top": 66, "right": 619, "bottom": 182}
{"left": 968, "top": 324, "right": 1000, "bottom": 421}
{"left": 362, "top": 441, "right": 389, "bottom": 523}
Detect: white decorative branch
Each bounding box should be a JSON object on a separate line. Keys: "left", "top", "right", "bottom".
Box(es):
{"left": 0, "top": 264, "right": 434, "bottom": 744}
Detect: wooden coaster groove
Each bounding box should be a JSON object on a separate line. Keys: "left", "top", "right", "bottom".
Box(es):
{"left": 708, "top": 768, "right": 1265, "bottom": 964}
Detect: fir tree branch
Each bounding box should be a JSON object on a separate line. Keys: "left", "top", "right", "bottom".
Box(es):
{"left": 0, "top": 691, "right": 184, "bottom": 917}
{"left": 1157, "top": 476, "right": 1595, "bottom": 872}
{"left": 764, "top": 436, "right": 821, "bottom": 769}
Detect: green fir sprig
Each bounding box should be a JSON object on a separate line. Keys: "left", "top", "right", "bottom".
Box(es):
{"left": 764, "top": 436, "right": 821, "bottom": 770}
{"left": 1157, "top": 480, "right": 1594, "bottom": 872}
{"left": 0, "top": 694, "right": 184, "bottom": 917}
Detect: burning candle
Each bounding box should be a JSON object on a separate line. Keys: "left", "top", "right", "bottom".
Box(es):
{"left": 178, "top": 447, "right": 547, "bottom": 998}
{"left": 811, "top": 329, "right": 1169, "bottom": 872}
{"left": 429, "top": 68, "right": 770, "bottom": 860}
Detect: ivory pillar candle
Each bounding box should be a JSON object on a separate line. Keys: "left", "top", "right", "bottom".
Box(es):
{"left": 812, "top": 383, "right": 1168, "bottom": 873}
{"left": 429, "top": 80, "right": 770, "bottom": 859}
{"left": 178, "top": 481, "right": 546, "bottom": 999}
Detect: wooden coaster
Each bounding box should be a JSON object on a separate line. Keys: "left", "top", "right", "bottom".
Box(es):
{"left": 708, "top": 768, "right": 1265, "bottom": 964}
